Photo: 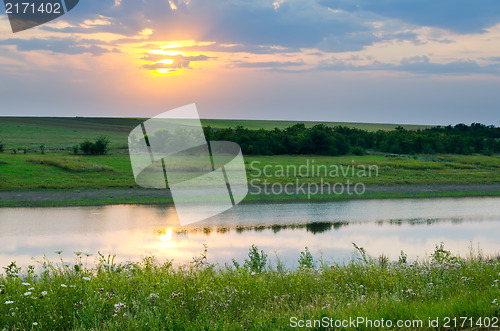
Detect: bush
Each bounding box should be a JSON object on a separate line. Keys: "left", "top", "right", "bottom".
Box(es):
{"left": 0, "top": 140, "right": 4, "bottom": 153}
{"left": 352, "top": 146, "right": 366, "bottom": 156}
{"left": 79, "top": 140, "right": 93, "bottom": 155}
{"left": 79, "top": 136, "right": 110, "bottom": 155}
{"left": 243, "top": 245, "right": 267, "bottom": 273}
{"left": 298, "top": 247, "right": 315, "bottom": 269}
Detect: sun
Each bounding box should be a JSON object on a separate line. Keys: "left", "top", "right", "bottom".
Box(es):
{"left": 159, "top": 228, "right": 172, "bottom": 241}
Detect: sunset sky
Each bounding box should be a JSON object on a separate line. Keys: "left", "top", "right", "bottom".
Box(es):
{"left": 1, "top": 0, "right": 500, "bottom": 125}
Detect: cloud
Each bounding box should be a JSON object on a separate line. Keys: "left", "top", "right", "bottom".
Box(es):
{"left": 141, "top": 54, "right": 213, "bottom": 71}
{"left": 230, "top": 60, "right": 305, "bottom": 69}
{"left": 354, "top": 0, "right": 500, "bottom": 33}
{"left": 318, "top": 55, "right": 498, "bottom": 75}
{"left": 0, "top": 38, "right": 113, "bottom": 56}
{"left": 13, "top": 0, "right": 499, "bottom": 59}
{"left": 174, "top": 43, "right": 300, "bottom": 55}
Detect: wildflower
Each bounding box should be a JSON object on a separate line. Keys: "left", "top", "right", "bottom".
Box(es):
{"left": 41, "top": 291, "right": 47, "bottom": 296}
{"left": 82, "top": 277, "right": 91, "bottom": 281}
{"left": 148, "top": 293, "right": 159, "bottom": 300}
{"left": 74, "top": 251, "right": 82, "bottom": 256}
{"left": 62, "top": 262, "right": 72, "bottom": 267}
{"left": 69, "top": 285, "right": 76, "bottom": 288}
{"left": 493, "top": 299, "right": 498, "bottom": 305}
{"left": 171, "top": 291, "right": 182, "bottom": 298}
{"left": 113, "top": 302, "right": 127, "bottom": 314}
{"left": 250, "top": 272, "right": 256, "bottom": 276}
{"left": 23, "top": 292, "right": 32, "bottom": 296}
{"left": 55, "top": 250, "right": 63, "bottom": 255}
{"left": 32, "top": 322, "right": 38, "bottom": 326}
{"left": 61, "top": 284, "right": 68, "bottom": 288}
{"left": 84, "top": 253, "right": 93, "bottom": 257}
{"left": 147, "top": 293, "right": 159, "bottom": 304}
{"left": 4, "top": 301, "right": 14, "bottom": 304}
{"left": 21, "top": 282, "right": 30, "bottom": 286}
{"left": 28, "top": 287, "right": 34, "bottom": 291}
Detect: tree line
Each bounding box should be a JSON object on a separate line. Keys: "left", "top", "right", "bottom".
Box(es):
{"left": 203, "top": 123, "right": 500, "bottom": 156}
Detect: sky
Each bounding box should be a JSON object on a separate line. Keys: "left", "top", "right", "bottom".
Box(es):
{"left": 0, "top": 0, "right": 500, "bottom": 125}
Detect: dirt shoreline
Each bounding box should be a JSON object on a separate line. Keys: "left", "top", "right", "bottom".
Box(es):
{"left": 0, "top": 184, "right": 499, "bottom": 204}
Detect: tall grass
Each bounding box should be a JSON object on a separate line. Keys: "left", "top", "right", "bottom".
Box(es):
{"left": 0, "top": 244, "right": 498, "bottom": 330}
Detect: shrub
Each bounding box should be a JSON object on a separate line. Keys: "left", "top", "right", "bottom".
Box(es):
{"left": 79, "top": 140, "right": 93, "bottom": 155}
{"left": 93, "top": 136, "right": 110, "bottom": 155}
{"left": 243, "top": 245, "right": 267, "bottom": 273}
{"left": 72, "top": 145, "right": 79, "bottom": 155}
{"left": 40, "top": 144, "right": 45, "bottom": 155}
{"left": 0, "top": 140, "right": 4, "bottom": 153}
{"left": 352, "top": 146, "right": 366, "bottom": 156}
{"left": 79, "top": 136, "right": 110, "bottom": 155}
{"left": 298, "top": 247, "right": 315, "bottom": 269}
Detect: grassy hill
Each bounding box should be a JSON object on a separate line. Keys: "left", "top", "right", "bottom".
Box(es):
{"left": 0, "top": 117, "right": 434, "bottom": 149}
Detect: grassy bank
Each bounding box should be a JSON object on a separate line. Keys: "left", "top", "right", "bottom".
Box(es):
{"left": 0, "top": 245, "right": 498, "bottom": 330}
{"left": 1, "top": 153, "right": 499, "bottom": 191}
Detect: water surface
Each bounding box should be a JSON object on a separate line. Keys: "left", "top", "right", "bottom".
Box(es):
{"left": 0, "top": 197, "right": 499, "bottom": 270}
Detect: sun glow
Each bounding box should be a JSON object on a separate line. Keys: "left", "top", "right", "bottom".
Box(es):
{"left": 158, "top": 59, "right": 174, "bottom": 65}
{"left": 149, "top": 49, "right": 184, "bottom": 56}
{"left": 159, "top": 229, "right": 173, "bottom": 241}
{"left": 156, "top": 69, "right": 176, "bottom": 74}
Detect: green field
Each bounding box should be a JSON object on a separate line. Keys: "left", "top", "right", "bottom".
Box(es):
{"left": 0, "top": 117, "right": 433, "bottom": 150}
{"left": 0, "top": 244, "right": 498, "bottom": 330}
{"left": 0, "top": 153, "right": 499, "bottom": 191}
{"left": 0, "top": 117, "right": 499, "bottom": 206}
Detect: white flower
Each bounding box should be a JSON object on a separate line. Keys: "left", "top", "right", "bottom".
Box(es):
{"left": 493, "top": 299, "right": 498, "bottom": 305}
{"left": 23, "top": 292, "right": 31, "bottom": 296}
{"left": 32, "top": 322, "right": 38, "bottom": 326}
{"left": 4, "top": 301, "right": 14, "bottom": 304}
{"left": 28, "top": 287, "right": 34, "bottom": 291}
{"left": 82, "top": 277, "right": 91, "bottom": 281}
{"left": 21, "top": 282, "right": 30, "bottom": 286}
{"left": 62, "top": 262, "right": 72, "bottom": 267}
{"left": 113, "top": 302, "right": 127, "bottom": 314}
{"left": 61, "top": 284, "right": 68, "bottom": 288}
{"left": 69, "top": 285, "right": 76, "bottom": 288}
{"left": 250, "top": 272, "right": 256, "bottom": 276}
{"left": 41, "top": 291, "right": 47, "bottom": 296}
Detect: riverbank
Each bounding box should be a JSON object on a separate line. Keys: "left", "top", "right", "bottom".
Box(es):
{"left": 0, "top": 184, "right": 499, "bottom": 207}
{"left": 0, "top": 244, "right": 498, "bottom": 330}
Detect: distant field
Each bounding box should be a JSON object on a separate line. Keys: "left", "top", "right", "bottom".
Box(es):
{"left": 0, "top": 117, "right": 434, "bottom": 149}
{"left": 199, "top": 119, "right": 434, "bottom": 131}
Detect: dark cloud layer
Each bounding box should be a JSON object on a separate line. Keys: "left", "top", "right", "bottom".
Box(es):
{"left": 46, "top": 0, "right": 500, "bottom": 50}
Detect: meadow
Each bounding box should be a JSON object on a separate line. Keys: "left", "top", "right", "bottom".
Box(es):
{"left": 0, "top": 117, "right": 499, "bottom": 206}
{"left": 0, "top": 117, "right": 432, "bottom": 150}
{"left": 0, "top": 152, "right": 499, "bottom": 190}
{"left": 0, "top": 244, "right": 498, "bottom": 330}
